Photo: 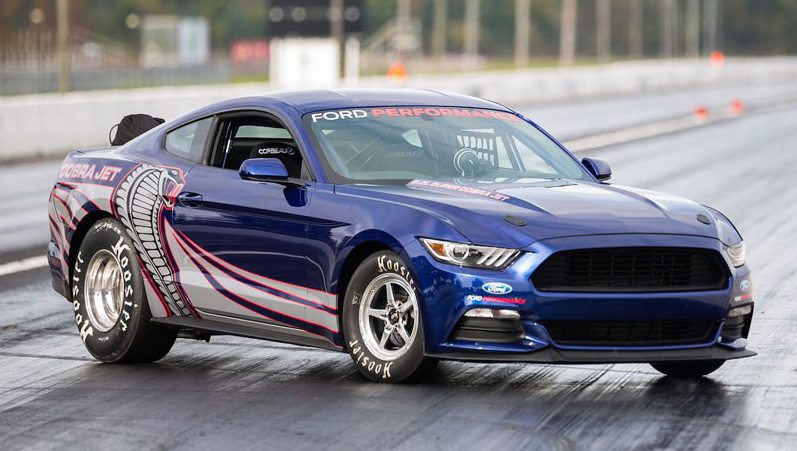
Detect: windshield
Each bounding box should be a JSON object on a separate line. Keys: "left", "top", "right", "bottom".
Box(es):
{"left": 303, "top": 107, "right": 592, "bottom": 184}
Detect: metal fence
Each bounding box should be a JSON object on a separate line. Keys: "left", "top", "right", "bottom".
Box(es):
{"left": 0, "top": 25, "right": 254, "bottom": 96}
{"left": 0, "top": 64, "right": 237, "bottom": 96}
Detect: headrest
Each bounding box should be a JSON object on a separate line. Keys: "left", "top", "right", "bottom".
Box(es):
{"left": 250, "top": 140, "right": 298, "bottom": 160}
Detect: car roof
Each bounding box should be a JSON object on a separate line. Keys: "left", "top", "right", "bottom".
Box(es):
{"left": 205, "top": 89, "right": 513, "bottom": 116}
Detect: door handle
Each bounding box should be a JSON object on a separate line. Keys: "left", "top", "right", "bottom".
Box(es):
{"left": 177, "top": 192, "right": 204, "bottom": 208}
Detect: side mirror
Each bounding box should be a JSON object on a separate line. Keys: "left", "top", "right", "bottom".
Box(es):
{"left": 582, "top": 157, "right": 612, "bottom": 181}
{"left": 239, "top": 158, "right": 302, "bottom": 186}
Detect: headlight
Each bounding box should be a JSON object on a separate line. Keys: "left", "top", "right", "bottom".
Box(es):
{"left": 726, "top": 242, "right": 745, "bottom": 267}
{"left": 420, "top": 238, "right": 520, "bottom": 270}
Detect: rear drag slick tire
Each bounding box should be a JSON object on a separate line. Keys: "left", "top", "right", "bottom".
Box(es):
{"left": 71, "top": 218, "right": 177, "bottom": 363}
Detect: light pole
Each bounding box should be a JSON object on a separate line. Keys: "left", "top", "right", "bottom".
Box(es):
{"left": 330, "top": 0, "right": 344, "bottom": 78}
{"left": 628, "top": 0, "right": 643, "bottom": 59}
{"left": 560, "top": 0, "right": 577, "bottom": 66}
{"left": 464, "top": 0, "right": 480, "bottom": 60}
{"left": 703, "top": 0, "right": 718, "bottom": 55}
{"left": 660, "top": 0, "right": 674, "bottom": 58}
{"left": 432, "top": 0, "right": 447, "bottom": 58}
{"left": 56, "top": 0, "right": 70, "bottom": 93}
{"left": 514, "top": 0, "right": 530, "bottom": 68}
{"left": 596, "top": 0, "right": 611, "bottom": 62}
{"left": 686, "top": 0, "right": 700, "bottom": 57}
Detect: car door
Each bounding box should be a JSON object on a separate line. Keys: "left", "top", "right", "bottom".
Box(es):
{"left": 170, "top": 112, "right": 337, "bottom": 339}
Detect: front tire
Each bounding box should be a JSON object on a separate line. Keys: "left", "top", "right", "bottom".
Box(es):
{"left": 71, "top": 218, "right": 177, "bottom": 362}
{"left": 650, "top": 360, "right": 725, "bottom": 378}
{"left": 342, "top": 251, "right": 436, "bottom": 382}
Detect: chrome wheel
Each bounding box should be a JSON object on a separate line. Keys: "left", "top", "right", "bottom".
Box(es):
{"left": 84, "top": 249, "right": 125, "bottom": 333}
{"left": 358, "top": 273, "right": 419, "bottom": 361}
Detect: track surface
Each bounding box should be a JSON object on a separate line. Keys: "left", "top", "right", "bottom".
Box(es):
{"left": 1, "top": 83, "right": 796, "bottom": 450}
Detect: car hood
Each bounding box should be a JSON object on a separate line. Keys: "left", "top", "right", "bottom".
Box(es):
{"left": 336, "top": 179, "right": 730, "bottom": 249}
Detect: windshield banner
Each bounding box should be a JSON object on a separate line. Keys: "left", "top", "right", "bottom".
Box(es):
{"left": 310, "top": 107, "right": 521, "bottom": 123}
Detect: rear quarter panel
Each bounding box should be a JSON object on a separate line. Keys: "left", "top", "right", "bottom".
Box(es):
{"left": 48, "top": 133, "right": 197, "bottom": 320}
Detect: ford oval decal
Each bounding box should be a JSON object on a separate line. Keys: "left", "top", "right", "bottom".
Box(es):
{"left": 739, "top": 279, "right": 751, "bottom": 292}
{"left": 482, "top": 282, "right": 513, "bottom": 295}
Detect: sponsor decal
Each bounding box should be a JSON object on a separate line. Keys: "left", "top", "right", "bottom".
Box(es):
{"left": 466, "top": 294, "right": 525, "bottom": 305}
{"left": 371, "top": 107, "right": 520, "bottom": 122}
{"left": 734, "top": 293, "right": 753, "bottom": 303}
{"left": 58, "top": 163, "right": 123, "bottom": 183}
{"left": 734, "top": 278, "right": 753, "bottom": 302}
{"left": 388, "top": 150, "right": 423, "bottom": 158}
{"left": 482, "top": 282, "right": 513, "bottom": 295}
{"left": 739, "top": 279, "right": 751, "bottom": 292}
{"left": 256, "top": 146, "right": 295, "bottom": 156}
{"left": 310, "top": 107, "right": 520, "bottom": 123}
{"left": 407, "top": 179, "right": 510, "bottom": 202}
{"left": 115, "top": 165, "right": 193, "bottom": 316}
{"left": 311, "top": 109, "right": 369, "bottom": 122}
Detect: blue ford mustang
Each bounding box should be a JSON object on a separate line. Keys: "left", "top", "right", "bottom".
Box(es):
{"left": 47, "top": 89, "right": 754, "bottom": 382}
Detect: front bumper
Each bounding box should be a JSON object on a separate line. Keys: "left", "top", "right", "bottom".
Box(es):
{"left": 406, "top": 234, "right": 755, "bottom": 362}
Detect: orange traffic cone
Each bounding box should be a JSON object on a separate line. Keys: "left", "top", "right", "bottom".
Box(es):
{"left": 730, "top": 98, "right": 745, "bottom": 114}
{"left": 387, "top": 62, "right": 408, "bottom": 81}
{"left": 694, "top": 105, "right": 709, "bottom": 119}
{"left": 709, "top": 51, "right": 725, "bottom": 66}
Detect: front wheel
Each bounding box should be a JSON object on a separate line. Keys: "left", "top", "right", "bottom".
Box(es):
{"left": 650, "top": 360, "right": 725, "bottom": 378}
{"left": 71, "top": 218, "right": 177, "bottom": 363}
{"left": 342, "top": 251, "right": 437, "bottom": 382}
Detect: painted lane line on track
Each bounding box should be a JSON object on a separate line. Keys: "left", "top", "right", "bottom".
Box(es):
{"left": 564, "top": 115, "right": 707, "bottom": 151}
{"left": 0, "top": 255, "right": 48, "bottom": 277}
{"left": 2, "top": 97, "right": 796, "bottom": 279}
{"left": 563, "top": 95, "right": 797, "bottom": 152}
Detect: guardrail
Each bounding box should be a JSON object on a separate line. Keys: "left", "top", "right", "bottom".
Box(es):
{"left": 2, "top": 57, "right": 797, "bottom": 163}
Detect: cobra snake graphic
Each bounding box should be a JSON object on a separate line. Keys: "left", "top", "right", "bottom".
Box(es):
{"left": 115, "top": 165, "right": 192, "bottom": 316}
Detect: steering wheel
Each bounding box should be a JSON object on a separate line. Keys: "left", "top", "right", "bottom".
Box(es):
{"left": 453, "top": 148, "right": 490, "bottom": 177}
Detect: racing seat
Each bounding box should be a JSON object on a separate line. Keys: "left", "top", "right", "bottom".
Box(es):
{"left": 248, "top": 140, "right": 303, "bottom": 179}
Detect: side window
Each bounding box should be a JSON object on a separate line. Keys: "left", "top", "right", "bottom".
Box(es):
{"left": 164, "top": 117, "right": 212, "bottom": 163}
{"left": 235, "top": 125, "right": 293, "bottom": 140}
{"left": 210, "top": 115, "right": 306, "bottom": 179}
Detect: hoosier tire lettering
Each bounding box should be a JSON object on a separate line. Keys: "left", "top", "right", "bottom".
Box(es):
{"left": 342, "top": 251, "right": 437, "bottom": 382}
{"left": 71, "top": 251, "right": 94, "bottom": 343}
{"left": 348, "top": 339, "right": 393, "bottom": 379}
{"left": 376, "top": 254, "right": 416, "bottom": 291}
{"left": 70, "top": 218, "right": 177, "bottom": 363}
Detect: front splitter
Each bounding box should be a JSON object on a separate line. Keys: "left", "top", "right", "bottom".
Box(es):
{"left": 429, "top": 345, "right": 756, "bottom": 364}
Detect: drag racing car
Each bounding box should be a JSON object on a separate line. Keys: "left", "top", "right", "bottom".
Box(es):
{"left": 47, "top": 89, "right": 755, "bottom": 382}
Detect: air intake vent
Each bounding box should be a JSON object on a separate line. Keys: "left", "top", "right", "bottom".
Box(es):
{"left": 532, "top": 247, "right": 728, "bottom": 293}
{"left": 543, "top": 319, "right": 719, "bottom": 346}
{"left": 449, "top": 317, "right": 524, "bottom": 343}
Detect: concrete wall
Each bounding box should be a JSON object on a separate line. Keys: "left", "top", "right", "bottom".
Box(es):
{"left": 2, "top": 57, "right": 797, "bottom": 163}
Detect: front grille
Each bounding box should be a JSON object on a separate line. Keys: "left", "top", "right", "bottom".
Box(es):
{"left": 531, "top": 247, "right": 728, "bottom": 293}
{"left": 543, "top": 319, "right": 719, "bottom": 346}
